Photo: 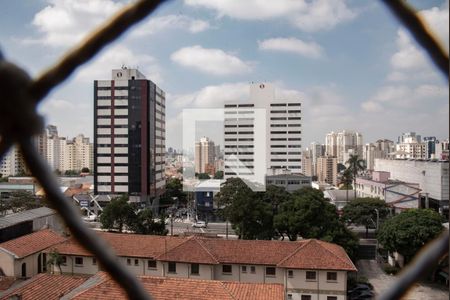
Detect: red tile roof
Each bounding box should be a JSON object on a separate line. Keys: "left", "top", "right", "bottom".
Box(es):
{"left": 72, "top": 272, "right": 284, "bottom": 300}
{"left": 0, "top": 277, "right": 16, "bottom": 291}
{"left": 0, "top": 230, "right": 67, "bottom": 258}
{"left": 0, "top": 274, "right": 89, "bottom": 300}
{"left": 278, "top": 239, "right": 356, "bottom": 271}
{"left": 49, "top": 231, "right": 356, "bottom": 271}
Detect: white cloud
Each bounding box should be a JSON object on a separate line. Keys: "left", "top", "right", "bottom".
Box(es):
{"left": 171, "top": 46, "right": 252, "bottom": 75}
{"left": 31, "top": 0, "right": 124, "bottom": 47}
{"left": 290, "top": 0, "right": 356, "bottom": 32}
{"left": 361, "top": 101, "right": 383, "bottom": 113}
{"left": 131, "top": 15, "right": 210, "bottom": 37}
{"left": 74, "top": 45, "right": 163, "bottom": 84}
{"left": 184, "top": 0, "right": 356, "bottom": 32}
{"left": 258, "top": 38, "right": 324, "bottom": 59}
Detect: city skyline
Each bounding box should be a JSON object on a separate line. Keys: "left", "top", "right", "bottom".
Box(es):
{"left": 0, "top": 0, "right": 448, "bottom": 150}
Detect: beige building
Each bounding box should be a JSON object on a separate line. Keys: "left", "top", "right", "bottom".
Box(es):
{"left": 38, "top": 231, "right": 355, "bottom": 300}
{"left": 301, "top": 150, "right": 313, "bottom": 177}
{"left": 317, "top": 156, "right": 338, "bottom": 186}
{"left": 326, "top": 131, "right": 363, "bottom": 164}
{"left": 195, "top": 137, "right": 215, "bottom": 174}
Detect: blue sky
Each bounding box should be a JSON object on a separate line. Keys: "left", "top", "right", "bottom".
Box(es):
{"left": 0, "top": 0, "right": 448, "bottom": 150}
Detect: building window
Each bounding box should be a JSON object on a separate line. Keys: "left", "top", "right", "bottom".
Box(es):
{"left": 327, "top": 297, "right": 338, "bottom": 300}
{"left": 288, "top": 270, "right": 294, "bottom": 278}
{"left": 127, "top": 258, "right": 131, "bottom": 265}
{"left": 250, "top": 266, "right": 256, "bottom": 273}
{"left": 265, "top": 267, "right": 276, "bottom": 276}
{"left": 134, "top": 259, "right": 139, "bottom": 266}
{"left": 241, "top": 266, "right": 247, "bottom": 273}
{"left": 61, "top": 256, "right": 67, "bottom": 265}
{"left": 287, "top": 294, "right": 293, "bottom": 300}
{"left": 306, "top": 271, "right": 316, "bottom": 281}
{"left": 327, "top": 272, "right": 337, "bottom": 281}
{"left": 75, "top": 257, "right": 83, "bottom": 266}
{"left": 301, "top": 295, "right": 312, "bottom": 300}
{"left": 92, "top": 258, "right": 97, "bottom": 265}
{"left": 148, "top": 260, "right": 157, "bottom": 269}
{"left": 168, "top": 262, "right": 176, "bottom": 273}
{"left": 191, "top": 263, "right": 199, "bottom": 275}
{"left": 222, "top": 265, "right": 232, "bottom": 274}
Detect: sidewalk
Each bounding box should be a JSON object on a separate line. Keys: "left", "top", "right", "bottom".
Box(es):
{"left": 356, "top": 260, "right": 448, "bottom": 299}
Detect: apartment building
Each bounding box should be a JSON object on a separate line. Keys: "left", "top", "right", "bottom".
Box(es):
{"left": 224, "top": 83, "right": 302, "bottom": 182}
{"left": 0, "top": 145, "right": 28, "bottom": 177}
{"left": 325, "top": 131, "right": 363, "bottom": 164}
{"left": 317, "top": 156, "right": 338, "bottom": 186}
{"left": 93, "top": 68, "right": 166, "bottom": 202}
{"left": 195, "top": 137, "right": 215, "bottom": 174}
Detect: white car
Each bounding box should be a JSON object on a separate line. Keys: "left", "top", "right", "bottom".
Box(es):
{"left": 192, "top": 221, "right": 207, "bottom": 228}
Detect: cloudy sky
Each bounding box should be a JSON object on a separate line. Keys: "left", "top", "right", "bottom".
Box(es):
{"left": 1, "top": 0, "right": 448, "bottom": 150}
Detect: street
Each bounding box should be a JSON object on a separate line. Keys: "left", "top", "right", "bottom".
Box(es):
{"left": 166, "top": 220, "right": 236, "bottom": 237}
{"left": 356, "top": 260, "right": 449, "bottom": 299}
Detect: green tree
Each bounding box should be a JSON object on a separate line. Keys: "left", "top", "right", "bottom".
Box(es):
{"left": 213, "top": 171, "right": 224, "bottom": 179}
{"left": 377, "top": 209, "right": 444, "bottom": 262}
{"left": 47, "top": 249, "right": 64, "bottom": 274}
{"left": 339, "top": 168, "right": 353, "bottom": 203}
{"left": 81, "top": 167, "right": 90, "bottom": 173}
{"left": 259, "top": 185, "right": 291, "bottom": 215}
{"left": 346, "top": 154, "right": 366, "bottom": 198}
{"left": 274, "top": 187, "right": 359, "bottom": 260}
{"left": 342, "top": 197, "right": 389, "bottom": 237}
{"left": 131, "top": 209, "right": 168, "bottom": 235}
{"left": 100, "top": 195, "right": 135, "bottom": 232}
{"left": 216, "top": 178, "right": 274, "bottom": 239}
{"left": 197, "top": 173, "right": 211, "bottom": 180}
{"left": 8, "top": 191, "right": 43, "bottom": 213}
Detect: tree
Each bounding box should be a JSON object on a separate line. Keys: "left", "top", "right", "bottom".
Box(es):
{"left": 346, "top": 154, "right": 366, "bottom": 198}
{"left": 214, "top": 171, "right": 224, "bottom": 179}
{"left": 274, "top": 187, "right": 359, "bottom": 260}
{"left": 197, "top": 173, "right": 211, "bottom": 180}
{"left": 216, "top": 178, "right": 274, "bottom": 239}
{"left": 47, "top": 249, "right": 64, "bottom": 274}
{"left": 8, "top": 191, "right": 43, "bottom": 213}
{"left": 377, "top": 209, "right": 444, "bottom": 263}
{"left": 81, "top": 167, "right": 90, "bottom": 173}
{"left": 342, "top": 197, "right": 389, "bottom": 237}
{"left": 160, "top": 178, "right": 187, "bottom": 209}
{"left": 131, "top": 209, "right": 168, "bottom": 235}
{"left": 259, "top": 185, "right": 291, "bottom": 215}
{"left": 339, "top": 168, "right": 353, "bottom": 203}
{"left": 100, "top": 195, "right": 135, "bottom": 232}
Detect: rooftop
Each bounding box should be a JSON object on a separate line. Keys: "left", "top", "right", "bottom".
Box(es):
{"left": 0, "top": 207, "right": 57, "bottom": 230}
{"left": 0, "top": 229, "right": 67, "bottom": 258}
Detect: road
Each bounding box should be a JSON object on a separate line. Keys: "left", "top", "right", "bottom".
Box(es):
{"left": 166, "top": 220, "right": 236, "bottom": 237}
{"left": 357, "top": 260, "right": 449, "bottom": 299}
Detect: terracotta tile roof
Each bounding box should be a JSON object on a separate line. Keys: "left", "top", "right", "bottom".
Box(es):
{"left": 222, "top": 281, "right": 285, "bottom": 300}
{"left": 199, "top": 238, "right": 300, "bottom": 265}
{"left": 157, "top": 237, "right": 219, "bottom": 264}
{"left": 0, "top": 274, "right": 89, "bottom": 300}
{"left": 0, "top": 277, "right": 16, "bottom": 291}
{"left": 278, "top": 239, "right": 357, "bottom": 271}
{"left": 0, "top": 230, "right": 67, "bottom": 258}
{"left": 49, "top": 231, "right": 356, "bottom": 271}
{"left": 72, "top": 272, "right": 284, "bottom": 300}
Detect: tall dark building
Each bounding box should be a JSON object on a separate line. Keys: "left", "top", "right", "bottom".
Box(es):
{"left": 94, "top": 68, "right": 165, "bottom": 203}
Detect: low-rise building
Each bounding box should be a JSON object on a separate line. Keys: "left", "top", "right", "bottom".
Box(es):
{"left": 266, "top": 172, "right": 312, "bottom": 192}
{"left": 324, "top": 190, "right": 357, "bottom": 211}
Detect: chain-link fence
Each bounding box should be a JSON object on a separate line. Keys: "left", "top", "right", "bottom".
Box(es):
{"left": 0, "top": 1, "right": 448, "bottom": 299}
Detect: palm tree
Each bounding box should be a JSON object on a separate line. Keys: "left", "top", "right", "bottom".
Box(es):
{"left": 346, "top": 154, "right": 366, "bottom": 198}
{"left": 340, "top": 168, "right": 353, "bottom": 203}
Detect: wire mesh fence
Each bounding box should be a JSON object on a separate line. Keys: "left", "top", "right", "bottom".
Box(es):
{"left": 0, "top": 1, "right": 448, "bottom": 299}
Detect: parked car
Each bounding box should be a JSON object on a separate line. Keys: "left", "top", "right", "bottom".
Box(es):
{"left": 192, "top": 221, "right": 207, "bottom": 228}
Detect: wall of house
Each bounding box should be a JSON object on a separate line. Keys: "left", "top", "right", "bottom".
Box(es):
{"left": 0, "top": 251, "right": 15, "bottom": 276}
{"left": 286, "top": 270, "right": 347, "bottom": 300}
{"left": 14, "top": 254, "right": 39, "bottom": 278}
{"left": 57, "top": 255, "right": 99, "bottom": 275}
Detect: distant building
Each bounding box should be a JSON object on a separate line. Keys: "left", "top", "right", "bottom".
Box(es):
{"left": 301, "top": 149, "right": 313, "bottom": 177}
{"left": 224, "top": 83, "right": 302, "bottom": 181}
{"left": 324, "top": 190, "right": 356, "bottom": 211}
{"left": 266, "top": 171, "right": 312, "bottom": 192}
{"left": 363, "top": 140, "right": 394, "bottom": 171}
{"left": 325, "top": 130, "right": 363, "bottom": 164}
{"left": 310, "top": 142, "right": 325, "bottom": 177}
{"left": 195, "top": 137, "right": 215, "bottom": 174}
{"left": 94, "top": 68, "right": 166, "bottom": 203}
{"left": 0, "top": 146, "right": 28, "bottom": 177}
{"left": 375, "top": 159, "right": 449, "bottom": 215}
{"left": 317, "top": 156, "right": 338, "bottom": 186}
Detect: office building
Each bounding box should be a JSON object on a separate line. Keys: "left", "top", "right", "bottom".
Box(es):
{"left": 94, "top": 68, "right": 165, "bottom": 202}
{"left": 224, "top": 83, "right": 302, "bottom": 181}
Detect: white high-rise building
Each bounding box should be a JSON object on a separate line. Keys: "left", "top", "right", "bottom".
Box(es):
{"left": 195, "top": 137, "right": 215, "bottom": 174}
{"left": 325, "top": 130, "right": 363, "bottom": 164}
{"left": 224, "top": 83, "right": 302, "bottom": 181}
{"left": 0, "top": 145, "right": 27, "bottom": 177}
